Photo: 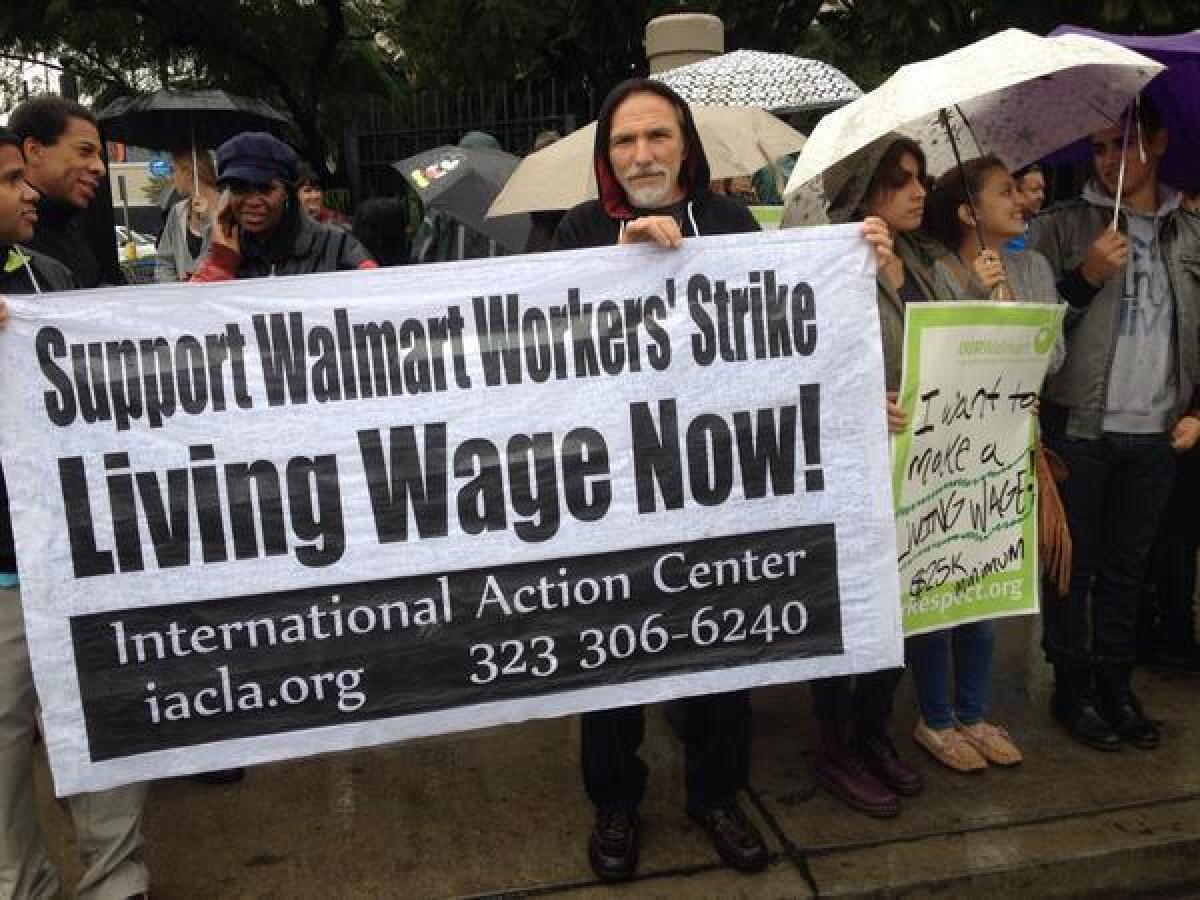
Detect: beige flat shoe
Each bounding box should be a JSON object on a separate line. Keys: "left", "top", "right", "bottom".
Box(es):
{"left": 957, "top": 721, "right": 1023, "bottom": 767}
{"left": 913, "top": 719, "right": 987, "bottom": 773}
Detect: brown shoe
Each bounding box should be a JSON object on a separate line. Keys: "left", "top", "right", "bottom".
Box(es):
{"left": 859, "top": 731, "right": 924, "bottom": 796}
{"left": 814, "top": 736, "right": 899, "bottom": 818}
{"left": 957, "top": 721, "right": 1023, "bottom": 767}
{"left": 687, "top": 801, "right": 769, "bottom": 873}
{"left": 913, "top": 719, "right": 987, "bottom": 773}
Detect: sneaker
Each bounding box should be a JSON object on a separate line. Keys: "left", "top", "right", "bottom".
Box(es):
{"left": 587, "top": 808, "right": 639, "bottom": 882}
{"left": 956, "top": 721, "right": 1023, "bottom": 767}
{"left": 913, "top": 719, "right": 987, "bottom": 773}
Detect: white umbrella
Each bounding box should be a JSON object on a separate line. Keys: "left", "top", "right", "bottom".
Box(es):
{"left": 783, "top": 28, "right": 1163, "bottom": 223}
{"left": 652, "top": 49, "right": 861, "bottom": 113}
{"left": 488, "top": 105, "right": 806, "bottom": 217}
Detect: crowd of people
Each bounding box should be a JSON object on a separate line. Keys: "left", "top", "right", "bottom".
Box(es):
{"left": 0, "top": 66, "right": 1196, "bottom": 897}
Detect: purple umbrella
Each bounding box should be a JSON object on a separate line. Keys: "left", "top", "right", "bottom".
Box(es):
{"left": 1047, "top": 27, "right": 1200, "bottom": 190}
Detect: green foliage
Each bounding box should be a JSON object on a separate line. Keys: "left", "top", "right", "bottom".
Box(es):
{"left": 0, "top": 0, "right": 397, "bottom": 178}
{"left": 3, "top": 0, "right": 1194, "bottom": 172}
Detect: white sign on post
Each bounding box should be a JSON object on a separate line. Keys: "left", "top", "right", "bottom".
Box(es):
{"left": 0, "top": 227, "right": 900, "bottom": 794}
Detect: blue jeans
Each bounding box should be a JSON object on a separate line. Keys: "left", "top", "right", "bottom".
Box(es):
{"left": 906, "top": 622, "right": 996, "bottom": 729}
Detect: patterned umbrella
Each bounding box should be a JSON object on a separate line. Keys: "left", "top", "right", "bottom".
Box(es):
{"left": 652, "top": 50, "right": 861, "bottom": 114}
{"left": 783, "top": 29, "right": 1163, "bottom": 224}
{"left": 396, "top": 145, "right": 531, "bottom": 252}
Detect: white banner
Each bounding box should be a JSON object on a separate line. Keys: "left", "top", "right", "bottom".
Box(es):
{"left": 0, "top": 226, "right": 900, "bottom": 794}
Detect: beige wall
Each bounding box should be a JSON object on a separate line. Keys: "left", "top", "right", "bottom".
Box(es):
{"left": 109, "top": 161, "right": 157, "bottom": 208}
{"left": 645, "top": 13, "right": 724, "bottom": 74}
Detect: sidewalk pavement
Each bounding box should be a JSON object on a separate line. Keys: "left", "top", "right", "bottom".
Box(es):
{"left": 34, "top": 616, "right": 1200, "bottom": 898}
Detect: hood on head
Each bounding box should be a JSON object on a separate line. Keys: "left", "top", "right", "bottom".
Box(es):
{"left": 593, "top": 78, "right": 710, "bottom": 219}
{"left": 824, "top": 132, "right": 908, "bottom": 225}
{"left": 1082, "top": 179, "right": 1180, "bottom": 218}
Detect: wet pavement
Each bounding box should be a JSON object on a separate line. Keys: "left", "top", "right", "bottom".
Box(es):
{"left": 33, "top": 616, "right": 1200, "bottom": 898}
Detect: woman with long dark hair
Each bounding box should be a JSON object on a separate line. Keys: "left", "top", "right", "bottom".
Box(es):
{"left": 783, "top": 134, "right": 948, "bottom": 818}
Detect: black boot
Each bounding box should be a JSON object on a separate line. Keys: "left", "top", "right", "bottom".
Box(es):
{"left": 1098, "top": 663, "right": 1161, "bottom": 749}
{"left": 1051, "top": 664, "right": 1121, "bottom": 752}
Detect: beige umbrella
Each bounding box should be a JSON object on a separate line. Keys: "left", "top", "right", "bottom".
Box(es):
{"left": 487, "top": 105, "right": 805, "bottom": 216}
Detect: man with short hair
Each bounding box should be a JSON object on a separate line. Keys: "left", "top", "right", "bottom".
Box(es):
{"left": 0, "top": 125, "right": 149, "bottom": 900}
{"left": 1030, "top": 98, "right": 1200, "bottom": 752}
{"left": 1015, "top": 163, "right": 1046, "bottom": 221}
{"left": 552, "top": 79, "right": 768, "bottom": 882}
{"left": 192, "top": 132, "right": 374, "bottom": 281}
{"left": 8, "top": 95, "right": 111, "bottom": 288}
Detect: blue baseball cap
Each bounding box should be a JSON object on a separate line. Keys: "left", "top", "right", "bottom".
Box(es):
{"left": 216, "top": 132, "right": 298, "bottom": 186}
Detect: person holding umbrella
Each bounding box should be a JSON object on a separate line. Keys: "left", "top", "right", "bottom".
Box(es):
{"left": 191, "top": 132, "right": 376, "bottom": 281}
{"left": 551, "top": 78, "right": 769, "bottom": 882}
{"left": 1029, "top": 98, "right": 1200, "bottom": 751}
{"left": 155, "top": 146, "right": 220, "bottom": 282}
{"left": 782, "top": 133, "right": 942, "bottom": 817}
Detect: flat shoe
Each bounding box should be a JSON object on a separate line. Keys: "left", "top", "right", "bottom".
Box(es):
{"left": 957, "top": 721, "right": 1022, "bottom": 766}
{"left": 913, "top": 719, "right": 986, "bottom": 773}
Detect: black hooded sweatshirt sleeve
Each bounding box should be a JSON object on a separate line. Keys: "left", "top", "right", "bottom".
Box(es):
{"left": 552, "top": 78, "right": 760, "bottom": 251}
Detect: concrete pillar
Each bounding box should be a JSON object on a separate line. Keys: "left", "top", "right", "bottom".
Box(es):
{"left": 645, "top": 13, "right": 724, "bottom": 75}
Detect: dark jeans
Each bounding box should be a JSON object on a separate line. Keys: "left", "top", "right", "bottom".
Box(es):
{"left": 810, "top": 668, "right": 904, "bottom": 734}
{"left": 1140, "top": 444, "right": 1200, "bottom": 651}
{"left": 907, "top": 622, "right": 996, "bottom": 729}
{"left": 581, "top": 690, "right": 751, "bottom": 814}
{"left": 1042, "top": 431, "right": 1176, "bottom": 701}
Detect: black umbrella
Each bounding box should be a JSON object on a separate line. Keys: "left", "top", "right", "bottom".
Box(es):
{"left": 395, "top": 145, "right": 531, "bottom": 254}
{"left": 97, "top": 89, "right": 290, "bottom": 150}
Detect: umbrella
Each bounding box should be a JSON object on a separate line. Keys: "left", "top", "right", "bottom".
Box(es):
{"left": 1047, "top": 27, "right": 1200, "bottom": 192}
{"left": 488, "top": 105, "right": 807, "bottom": 217}
{"left": 97, "top": 90, "right": 291, "bottom": 150}
{"left": 782, "top": 28, "right": 1162, "bottom": 224}
{"left": 395, "top": 145, "right": 530, "bottom": 253}
{"left": 651, "top": 49, "right": 861, "bottom": 114}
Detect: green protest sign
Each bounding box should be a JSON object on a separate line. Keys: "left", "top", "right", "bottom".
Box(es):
{"left": 892, "top": 302, "right": 1065, "bottom": 636}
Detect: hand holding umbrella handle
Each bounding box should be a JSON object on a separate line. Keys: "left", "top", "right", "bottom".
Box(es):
{"left": 972, "top": 249, "right": 1011, "bottom": 300}
{"left": 1079, "top": 229, "right": 1128, "bottom": 287}
{"left": 212, "top": 188, "right": 241, "bottom": 256}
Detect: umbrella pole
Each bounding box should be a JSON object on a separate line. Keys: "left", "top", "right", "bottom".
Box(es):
{"left": 939, "top": 108, "right": 1011, "bottom": 300}
{"left": 938, "top": 108, "right": 987, "bottom": 252}
{"left": 1111, "top": 110, "right": 1133, "bottom": 231}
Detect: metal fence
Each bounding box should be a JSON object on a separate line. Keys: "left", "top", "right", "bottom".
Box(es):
{"left": 344, "top": 78, "right": 599, "bottom": 205}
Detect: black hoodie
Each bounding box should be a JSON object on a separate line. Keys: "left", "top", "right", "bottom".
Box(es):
{"left": 552, "top": 79, "right": 759, "bottom": 250}
{"left": 27, "top": 194, "right": 111, "bottom": 289}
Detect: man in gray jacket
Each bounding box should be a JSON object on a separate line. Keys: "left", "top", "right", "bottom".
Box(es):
{"left": 1030, "top": 99, "right": 1200, "bottom": 752}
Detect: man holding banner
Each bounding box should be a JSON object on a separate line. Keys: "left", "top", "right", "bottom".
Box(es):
{"left": 0, "top": 126, "right": 150, "bottom": 900}
{"left": 552, "top": 78, "right": 768, "bottom": 882}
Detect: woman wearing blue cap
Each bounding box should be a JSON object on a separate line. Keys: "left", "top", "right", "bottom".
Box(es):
{"left": 191, "top": 132, "right": 376, "bottom": 280}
